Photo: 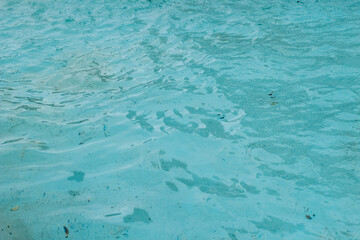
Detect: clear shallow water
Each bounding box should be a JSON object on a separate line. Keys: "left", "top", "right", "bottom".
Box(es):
{"left": 1, "top": 0, "right": 360, "bottom": 239}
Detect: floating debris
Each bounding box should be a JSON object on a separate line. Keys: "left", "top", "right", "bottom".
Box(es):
{"left": 10, "top": 206, "right": 19, "bottom": 211}
{"left": 105, "top": 212, "right": 122, "bottom": 217}
{"left": 63, "top": 226, "right": 69, "bottom": 238}
{"left": 268, "top": 92, "right": 276, "bottom": 99}
{"left": 304, "top": 207, "right": 316, "bottom": 220}
{"left": 270, "top": 102, "right": 278, "bottom": 106}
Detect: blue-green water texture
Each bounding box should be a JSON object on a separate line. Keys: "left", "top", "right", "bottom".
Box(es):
{"left": 1, "top": 0, "right": 360, "bottom": 239}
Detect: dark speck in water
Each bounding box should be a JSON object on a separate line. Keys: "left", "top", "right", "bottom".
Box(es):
{"left": 68, "top": 190, "right": 80, "bottom": 196}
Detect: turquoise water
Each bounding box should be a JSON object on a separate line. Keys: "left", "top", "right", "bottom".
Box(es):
{"left": 1, "top": 0, "right": 360, "bottom": 239}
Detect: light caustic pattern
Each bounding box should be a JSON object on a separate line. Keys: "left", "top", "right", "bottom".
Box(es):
{"left": 0, "top": 0, "right": 360, "bottom": 239}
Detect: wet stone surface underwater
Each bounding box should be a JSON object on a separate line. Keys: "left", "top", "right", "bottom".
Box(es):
{"left": 1, "top": 0, "right": 360, "bottom": 239}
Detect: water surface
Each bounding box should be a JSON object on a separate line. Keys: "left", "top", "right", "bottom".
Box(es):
{"left": 1, "top": 0, "right": 360, "bottom": 239}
